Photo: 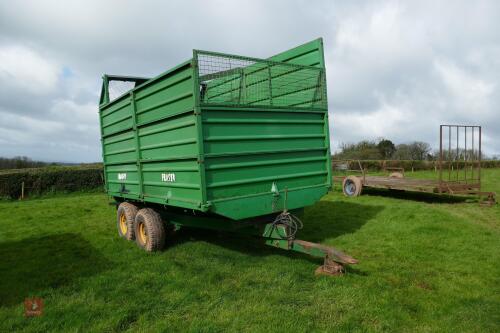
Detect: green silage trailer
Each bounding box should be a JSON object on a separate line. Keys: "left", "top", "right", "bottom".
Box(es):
{"left": 98, "top": 38, "right": 357, "bottom": 275}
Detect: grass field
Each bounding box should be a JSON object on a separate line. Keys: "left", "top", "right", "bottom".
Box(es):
{"left": 0, "top": 169, "right": 499, "bottom": 332}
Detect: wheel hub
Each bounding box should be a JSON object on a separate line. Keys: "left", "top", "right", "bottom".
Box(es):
{"left": 345, "top": 180, "right": 356, "bottom": 195}
{"left": 138, "top": 222, "right": 148, "bottom": 244}
{"left": 119, "top": 214, "right": 127, "bottom": 234}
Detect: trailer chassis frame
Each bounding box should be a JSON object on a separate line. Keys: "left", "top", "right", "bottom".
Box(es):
{"left": 116, "top": 200, "right": 358, "bottom": 276}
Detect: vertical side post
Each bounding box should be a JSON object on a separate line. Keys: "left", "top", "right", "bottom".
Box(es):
{"left": 439, "top": 125, "right": 443, "bottom": 187}
{"left": 242, "top": 72, "right": 246, "bottom": 103}
{"left": 464, "top": 126, "right": 467, "bottom": 183}
{"left": 456, "top": 126, "right": 459, "bottom": 181}
{"left": 471, "top": 126, "right": 474, "bottom": 181}
{"left": 238, "top": 70, "right": 243, "bottom": 104}
{"left": 100, "top": 75, "right": 110, "bottom": 105}
{"left": 479, "top": 126, "right": 482, "bottom": 192}
{"left": 21, "top": 181, "right": 25, "bottom": 200}
{"left": 192, "top": 51, "right": 209, "bottom": 209}
{"left": 98, "top": 86, "right": 108, "bottom": 194}
{"left": 448, "top": 126, "right": 451, "bottom": 181}
{"left": 267, "top": 65, "right": 273, "bottom": 106}
{"left": 130, "top": 91, "right": 143, "bottom": 200}
{"left": 471, "top": 126, "right": 476, "bottom": 180}
{"left": 318, "top": 38, "right": 332, "bottom": 190}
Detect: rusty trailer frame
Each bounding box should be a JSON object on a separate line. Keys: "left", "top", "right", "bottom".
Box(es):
{"left": 334, "top": 125, "right": 496, "bottom": 205}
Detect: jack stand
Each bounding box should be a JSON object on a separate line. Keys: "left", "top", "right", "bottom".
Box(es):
{"left": 315, "top": 256, "right": 346, "bottom": 276}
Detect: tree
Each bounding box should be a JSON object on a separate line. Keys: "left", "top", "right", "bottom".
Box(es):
{"left": 408, "top": 141, "right": 431, "bottom": 160}
{"left": 393, "top": 142, "right": 431, "bottom": 160}
{"left": 377, "top": 139, "right": 396, "bottom": 160}
{"left": 393, "top": 144, "right": 411, "bottom": 160}
{"left": 334, "top": 139, "right": 434, "bottom": 161}
{"left": 0, "top": 156, "right": 49, "bottom": 170}
{"left": 335, "top": 140, "right": 381, "bottom": 160}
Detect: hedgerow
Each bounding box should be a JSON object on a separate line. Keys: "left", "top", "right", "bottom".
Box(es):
{"left": 1, "top": 160, "right": 498, "bottom": 199}
{"left": 0, "top": 166, "right": 103, "bottom": 199}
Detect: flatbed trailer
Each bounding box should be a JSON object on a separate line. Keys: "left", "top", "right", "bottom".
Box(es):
{"left": 342, "top": 174, "right": 479, "bottom": 193}
{"left": 334, "top": 125, "right": 496, "bottom": 205}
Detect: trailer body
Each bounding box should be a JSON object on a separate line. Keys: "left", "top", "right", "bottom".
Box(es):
{"left": 99, "top": 39, "right": 332, "bottom": 221}
{"left": 99, "top": 39, "right": 359, "bottom": 274}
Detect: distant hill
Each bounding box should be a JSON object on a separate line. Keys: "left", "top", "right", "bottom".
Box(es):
{"left": 0, "top": 156, "right": 101, "bottom": 170}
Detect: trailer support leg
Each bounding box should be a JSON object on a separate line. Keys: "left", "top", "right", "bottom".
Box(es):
{"left": 315, "top": 257, "right": 345, "bottom": 276}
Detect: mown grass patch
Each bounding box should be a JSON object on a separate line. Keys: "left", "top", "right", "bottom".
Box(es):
{"left": 0, "top": 170, "right": 498, "bottom": 332}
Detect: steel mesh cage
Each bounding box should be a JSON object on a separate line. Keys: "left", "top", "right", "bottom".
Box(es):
{"left": 195, "top": 50, "right": 327, "bottom": 110}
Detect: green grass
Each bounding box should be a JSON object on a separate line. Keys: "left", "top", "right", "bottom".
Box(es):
{"left": 0, "top": 170, "right": 499, "bottom": 332}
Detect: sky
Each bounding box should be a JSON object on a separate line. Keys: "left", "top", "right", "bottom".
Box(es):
{"left": 0, "top": 0, "right": 499, "bottom": 162}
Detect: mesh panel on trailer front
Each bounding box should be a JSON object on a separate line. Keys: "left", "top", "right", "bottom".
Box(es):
{"left": 108, "top": 80, "right": 136, "bottom": 101}
{"left": 195, "top": 51, "right": 327, "bottom": 110}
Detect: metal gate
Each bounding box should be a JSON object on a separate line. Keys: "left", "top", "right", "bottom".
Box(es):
{"left": 439, "top": 125, "right": 481, "bottom": 193}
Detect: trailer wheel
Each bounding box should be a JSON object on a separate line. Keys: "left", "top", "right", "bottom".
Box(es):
{"left": 117, "top": 202, "right": 138, "bottom": 240}
{"left": 389, "top": 172, "right": 404, "bottom": 179}
{"left": 134, "top": 208, "right": 166, "bottom": 252}
{"left": 342, "top": 176, "right": 362, "bottom": 197}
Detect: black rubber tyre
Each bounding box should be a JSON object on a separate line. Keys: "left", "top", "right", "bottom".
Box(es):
{"left": 389, "top": 172, "right": 404, "bottom": 179}
{"left": 134, "top": 208, "right": 166, "bottom": 252}
{"left": 342, "top": 176, "right": 363, "bottom": 197}
{"left": 117, "top": 202, "right": 138, "bottom": 240}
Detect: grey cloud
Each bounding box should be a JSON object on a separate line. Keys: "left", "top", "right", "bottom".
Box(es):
{"left": 326, "top": 1, "right": 500, "bottom": 156}
{"left": 0, "top": 0, "right": 499, "bottom": 162}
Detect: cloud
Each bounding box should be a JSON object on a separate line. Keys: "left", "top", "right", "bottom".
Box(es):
{"left": 327, "top": 0, "right": 500, "bottom": 157}
{"left": 0, "top": 0, "right": 499, "bottom": 162}
{"left": 434, "top": 59, "right": 495, "bottom": 116}
{"left": 0, "top": 45, "right": 60, "bottom": 95}
{"left": 333, "top": 100, "right": 410, "bottom": 140}
{"left": 0, "top": 99, "right": 100, "bottom": 162}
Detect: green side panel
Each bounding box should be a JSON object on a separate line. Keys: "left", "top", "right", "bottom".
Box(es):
{"left": 106, "top": 163, "right": 140, "bottom": 194}
{"left": 202, "top": 110, "right": 326, "bottom": 155}
{"left": 102, "top": 131, "right": 136, "bottom": 164}
{"left": 202, "top": 107, "right": 329, "bottom": 220}
{"left": 137, "top": 112, "right": 198, "bottom": 160}
{"left": 134, "top": 66, "right": 194, "bottom": 125}
{"left": 100, "top": 62, "right": 201, "bottom": 210}
{"left": 197, "top": 39, "right": 331, "bottom": 220}
{"left": 210, "top": 185, "right": 328, "bottom": 222}
{"left": 142, "top": 160, "right": 201, "bottom": 207}
{"left": 101, "top": 98, "right": 134, "bottom": 137}
{"left": 267, "top": 38, "right": 325, "bottom": 67}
